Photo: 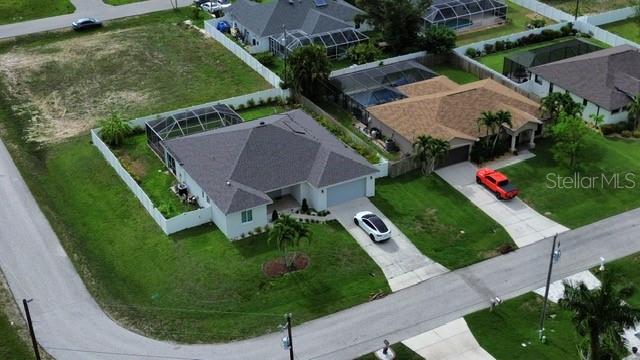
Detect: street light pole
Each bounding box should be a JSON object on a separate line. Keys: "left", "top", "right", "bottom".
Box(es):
{"left": 574, "top": 0, "right": 580, "bottom": 20}
{"left": 539, "top": 234, "right": 560, "bottom": 341}
{"left": 22, "top": 299, "right": 41, "bottom": 360}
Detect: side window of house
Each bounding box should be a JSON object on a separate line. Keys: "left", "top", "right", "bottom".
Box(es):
{"left": 534, "top": 74, "right": 542, "bottom": 85}
{"left": 241, "top": 210, "right": 253, "bottom": 223}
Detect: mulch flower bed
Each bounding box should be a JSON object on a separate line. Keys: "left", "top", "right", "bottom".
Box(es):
{"left": 262, "top": 252, "right": 310, "bottom": 278}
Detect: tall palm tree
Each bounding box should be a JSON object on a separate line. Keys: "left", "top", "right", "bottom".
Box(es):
{"left": 627, "top": 95, "right": 640, "bottom": 130}
{"left": 413, "top": 135, "right": 450, "bottom": 174}
{"left": 559, "top": 271, "right": 640, "bottom": 360}
{"left": 492, "top": 110, "right": 513, "bottom": 154}
{"left": 99, "top": 113, "right": 131, "bottom": 147}
{"left": 268, "top": 215, "right": 311, "bottom": 270}
{"left": 477, "top": 111, "right": 497, "bottom": 144}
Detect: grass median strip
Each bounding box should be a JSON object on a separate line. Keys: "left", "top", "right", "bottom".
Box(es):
{"left": 0, "top": 0, "right": 75, "bottom": 25}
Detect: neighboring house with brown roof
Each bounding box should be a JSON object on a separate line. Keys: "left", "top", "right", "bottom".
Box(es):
{"left": 526, "top": 45, "right": 640, "bottom": 124}
{"left": 366, "top": 77, "right": 542, "bottom": 167}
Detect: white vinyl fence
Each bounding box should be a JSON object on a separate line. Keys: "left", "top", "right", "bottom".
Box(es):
{"left": 574, "top": 21, "right": 640, "bottom": 48}
{"left": 585, "top": 6, "right": 637, "bottom": 26}
{"left": 204, "top": 20, "right": 283, "bottom": 88}
{"left": 91, "top": 129, "right": 213, "bottom": 235}
{"left": 510, "top": 0, "right": 574, "bottom": 22}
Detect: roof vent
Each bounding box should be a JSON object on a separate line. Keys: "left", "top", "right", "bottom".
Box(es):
{"left": 288, "top": 0, "right": 294, "bottom": 4}
{"left": 226, "top": 181, "right": 231, "bottom": 186}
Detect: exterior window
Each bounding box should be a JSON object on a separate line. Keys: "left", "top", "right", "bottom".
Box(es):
{"left": 583, "top": 99, "right": 588, "bottom": 107}
{"left": 612, "top": 108, "right": 621, "bottom": 114}
{"left": 534, "top": 74, "right": 542, "bottom": 85}
{"left": 241, "top": 210, "right": 253, "bottom": 223}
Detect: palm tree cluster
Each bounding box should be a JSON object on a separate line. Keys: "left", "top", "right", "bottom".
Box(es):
{"left": 540, "top": 92, "right": 584, "bottom": 122}
{"left": 477, "top": 110, "right": 513, "bottom": 155}
{"left": 412, "top": 135, "right": 450, "bottom": 175}
{"left": 268, "top": 215, "right": 311, "bottom": 270}
{"left": 99, "top": 113, "right": 132, "bottom": 147}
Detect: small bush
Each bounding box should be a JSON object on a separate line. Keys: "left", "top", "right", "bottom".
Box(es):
{"left": 633, "top": 131, "right": 640, "bottom": 138}
{"left": 600, "top": 124, "right": 617, "bottom": 135}
{"left": 622, "top": 130, "right": 632, "bottom": 138}
{"left": 247, "top": 99, "right": 256, "bottom": 107}
{"left": 157, "top": 202, "right": 177, "bottom": 218}
{"left": 255, "top": 52, "right": 276, "bottom": 67}
{"left": 494, "top": 40, "right": 505, "bottom": 52}
{"left": 529, "top": 18, "right": 546, "bottom": 28}
{"left": 465, "top": 48, "right": 478, "bottom": 58}
{"left": 483, "top": 43, "right": 495, "bottom": 54}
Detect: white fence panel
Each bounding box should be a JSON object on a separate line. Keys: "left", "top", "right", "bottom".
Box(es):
{"left": 165, "top": 207, "right": 213, "bottom": 234}
{"left": 574, "top": 21, "right": 640, "bottom": 48}
{"left": 585, "top": 6, "right": 636, "bottom": 26}
{"left": 510, "top": 0, "right": 574, "bottom": 22}
{"left": 330, "top": 51, "right": 428, "bottom": 77}
{"left": 204, "top": 20, "right": 283, "bottom": 88}
{"left": 373, "top": 160, "right": 389, "bottom": 178}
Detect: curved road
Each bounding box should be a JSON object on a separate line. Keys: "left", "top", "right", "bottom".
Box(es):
{"left": 1, "top": 138, "right": 640, "bottom": 360}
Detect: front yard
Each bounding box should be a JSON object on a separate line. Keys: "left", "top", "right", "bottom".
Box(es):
{"left": 0, "top": 0, "right": 74, "bottom": 25}
{"left": 501, "top": 137, "right": 640, "bottom": 229}
{"left": 371, "top": 172, "right": 514, "bottom": 269}
{"left": 602, "top": 17, "right": 640, "bottom": 44}
{"left": 457, "top": 1, "right": 555, "bottom": 45}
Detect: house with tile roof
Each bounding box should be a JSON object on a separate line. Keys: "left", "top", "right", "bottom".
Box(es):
{"left": 366, "top": 77, "right": 542, "bottom": 167}
{"left": 526, "top": 45, "right": 640, "bottom": 124}
{"left": 224, "top": 0, "right": 365, "bottom": 54}
{"left": 162, "top": 109, "right": 378, "bottom": 238}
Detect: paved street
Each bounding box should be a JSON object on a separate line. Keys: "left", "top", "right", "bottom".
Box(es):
{"left": 331, "top": 198, "right": 448, "bottom": 291}
{"left": 0, "top": 0, "right": 193, "bottom": 39}
{"left": 2, "top": 137, "right": 640, "bottom": 359}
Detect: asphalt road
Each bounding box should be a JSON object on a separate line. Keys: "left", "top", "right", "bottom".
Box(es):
{"left": 1, "top": 136, "right": 640, "bottom": 360}
{"left": 0, "top": 0, "right": 194, "bottom": 39}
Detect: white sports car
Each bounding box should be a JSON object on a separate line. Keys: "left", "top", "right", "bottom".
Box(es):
{"left": 353, "top": 211, "right": 391, "bottom": 242}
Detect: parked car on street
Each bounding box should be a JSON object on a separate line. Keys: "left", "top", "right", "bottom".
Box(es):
{"left": 476, "top": 167, "right": 519, "bottom": 200}
{"left": 354, "top": 211, "right": 391, "bottom": 242}
{"left": 71, "top": 18, "right": 102, "bottom": 31}
{"left": 201, "top": 2, "right": 223, "bottom": 13}
{"left": 193, "top": 0, "right": 210, "bottom": 5}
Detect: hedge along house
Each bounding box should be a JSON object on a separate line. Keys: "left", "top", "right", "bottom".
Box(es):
{"left": 148, "top": 108, "right": 377, "bottom": 239}
{"left": 424, "top": 0, "right": 507, "bottom": 33}
{"left": 526, "top": 45, "right": 640, "bottom": 124}
{"left": 224, "top": 0, "right": 367, "bottom": 55}
{"left": 366, "top": 77, "right": 542, "bottom": 167}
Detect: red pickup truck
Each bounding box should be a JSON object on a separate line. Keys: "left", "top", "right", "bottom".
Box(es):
{"left": 475, "top": 168, "right": 519, "bottom": 200}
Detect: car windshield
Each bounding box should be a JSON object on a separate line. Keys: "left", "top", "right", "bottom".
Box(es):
{"left": 367, "top": 215, "right": 388, "bottom": 232}
{"left": 498, "top": 179, "right": 509, "bottom": 186}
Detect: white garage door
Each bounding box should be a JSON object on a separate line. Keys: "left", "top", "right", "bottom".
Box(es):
{"left": 327, "top": 178, "right": 366, "bottom": 207}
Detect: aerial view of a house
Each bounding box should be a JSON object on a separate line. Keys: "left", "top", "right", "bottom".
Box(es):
{"left": 2, "top": 0, "right": 640, "bottom": 360}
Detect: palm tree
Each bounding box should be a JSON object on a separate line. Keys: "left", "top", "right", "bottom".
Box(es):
{"left": 99, "top": 113, "right": 131, "bottom": 147}
{"left": 413, "top": 135, "right": 450, "bottom": 175}
{"left": 492, "top": 110, "right": 513, "bottom": 154}
{"left": 268, "top": 215, "right": 311, "bottom": 270}
{"left": 477, "top": 111, "right": 497, "bottom": 144}
{"left": 559, "top": 271, "right": 640, "bottom": 360}
{"left": 628, "top": 95, "right": 640, "bottom": 130}
{"left": 540, "top": 92, "right": 583, "bottom": 122}
{"left": 589, "top": 113, "right": 605, "bottom": 129}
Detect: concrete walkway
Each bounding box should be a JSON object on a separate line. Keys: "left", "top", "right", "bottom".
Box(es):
{"left": 436, "top": 162, "right": 569, "bottom": 247}
{"left": 0, "top": 0, "right": 193, "bottom": 39}
{"left": 330, "top": 198, "right": 448, "bottom": 291}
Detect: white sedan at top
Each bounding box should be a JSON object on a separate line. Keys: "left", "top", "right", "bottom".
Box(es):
{"left": 201, "top": 2, "right": 223, "bottom": 13}
{"left": 353, "top": 211, "right": 391, "bottom": 242}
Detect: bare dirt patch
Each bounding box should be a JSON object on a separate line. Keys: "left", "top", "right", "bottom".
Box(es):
{"left": 262, "top": 253, "right": 310, "bottom": 278}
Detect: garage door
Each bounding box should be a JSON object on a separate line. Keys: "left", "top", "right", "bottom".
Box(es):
{"left": 436, "top": 145, "right": 470, "bottom": 169}
{"left": 327, "top": 178, "right": 366, "bottom": 207}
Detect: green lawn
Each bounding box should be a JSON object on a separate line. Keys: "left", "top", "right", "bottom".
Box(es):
{"left": 431, "top": 64, "right": 480, "bottom": 84}
{"left": 0, "top": 135, "right": 389, "bottom": 343}
{"left": 0, "top": 9, "right": 269, "bottom": 144}
{"left": 356, "top": 343, "right": 423, "bottom": 360}
{"left": 236, "top": 104, "right": 288, "bottom": 121}
{"left": 457, "top": 1, "right": 555, "bottom": 45}
{"left": 0, "top": 0, "right": 74, "bottom": 25}
{"left": 601, "top": 253, "right": 640, "bottom": 307}
{"left": 602, "top": 17, "right": 640, "bottom": 44}
{"left": 501, "top": 137, "right": 640, "bottom": 229}
{"left": 541, "top": 0, "right": 633, "bottom": 15}
{"left": 371, "top": 172, "right": 514, "bottom": 269}
{"left": 0, "top": 310, "right": 32, "bottom": 360}
{"left": 466, "top": 293, "right": 581, "bottom": 360}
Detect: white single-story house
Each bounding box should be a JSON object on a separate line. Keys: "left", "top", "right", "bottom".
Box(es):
{"left": 525, "top": 45, "right": 640, "bottom": 124}
{"left": 161, "top": 109, "right": 377, "bottom": 239}
{"left": 224, "top": 0, "right": 366, "bottom": 53}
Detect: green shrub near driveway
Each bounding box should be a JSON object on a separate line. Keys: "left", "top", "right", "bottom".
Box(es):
{"left": 0, "top": 0, "right": 74, "bottom": 25}
{"left": 371, "top": 172, "right": 514, "bottom": 269}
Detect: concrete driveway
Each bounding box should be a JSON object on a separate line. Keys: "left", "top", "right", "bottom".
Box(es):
{"left": 330, "top": 198, "right": 448, "bottom": 291}
{"left": 436, "top": 162, "right": 568, "bottom": 247}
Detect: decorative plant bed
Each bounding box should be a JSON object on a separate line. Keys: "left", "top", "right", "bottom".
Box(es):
{"left": 262, "top": 252, "right": 310, "bottom": 278}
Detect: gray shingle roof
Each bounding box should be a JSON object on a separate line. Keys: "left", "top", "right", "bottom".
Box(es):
{"left": 529, "top": 45, "right": 640, "bottom": 111}
{"left": 228, "top": 0, "right": 363, "bottom": 38}
{"left": 164, "top": 109, "right": 377, "bottom": 214}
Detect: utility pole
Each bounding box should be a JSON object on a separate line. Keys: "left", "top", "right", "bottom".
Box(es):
{"left": 539, "top": 234, "right": 560, "bottom": 341}
{"left": 575, "top": 0, "right": 580, "bottom": 21}
{"left": 22, "top": 299, "right": 41, "bottom": 360}
{"left": 286, "top": 313, "right": 294, "bottom": 360}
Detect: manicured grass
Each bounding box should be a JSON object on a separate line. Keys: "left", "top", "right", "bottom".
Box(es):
{"left": 501, "top": 137, "right": 640, "bottom": 229}
{"left": 466, "top": 293, "right": 581, "bottom": 360}
{"left": 236, "top": 104, "right": 288, "bottom": 121}
{"left": 356, "top": 343, "right": 423, "bottom": 360}
{"left": 600, "top": 253, "right": 640, "bottom": 307}
{"left": 457, "top": 1, "right": 555, "bottom": 45}
{"left": 112, "top": 133, "right": 196, "bottom": 218}
{"left": 0, "top": 136, "right": 389, "bottom": 342}
{"left": 541, "top": 0, "right": 632, "bottom": 15}
{"left": 0, "top": 9, "right": 270, "bottom": 143}
{"left": 602, "top": 17, "right": 640, "bottom": 44}
{"left": 371, "top": 172, "right": 514, "bottom": 269}
{"left": 0, "top": 0, "right": 74, "bottom": 25}
{"left": 0, "top": 310, "right": 32, "bottom": 360}
{"left": 431, "top": 64, "right": 480, "bottom": 84}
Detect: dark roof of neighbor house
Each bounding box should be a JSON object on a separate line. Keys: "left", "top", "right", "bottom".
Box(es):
{"left": 529, "top": 45, "right": 640, "bottom": 111}
{"left": 164, "top": 109, "right": 377, "bottom": 214}
{"left": 228, "top": 0, "right": 363, "bottom": 38}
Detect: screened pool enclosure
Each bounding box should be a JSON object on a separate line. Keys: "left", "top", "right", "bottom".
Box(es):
{"left": 146, "top": 104, "right": 243, "bottom": 157}
{"left": 424, "top": 0, "right": 507, "bottom": 32}
{"left": 268, "top": 28, "right": 369, "bottom": 59}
